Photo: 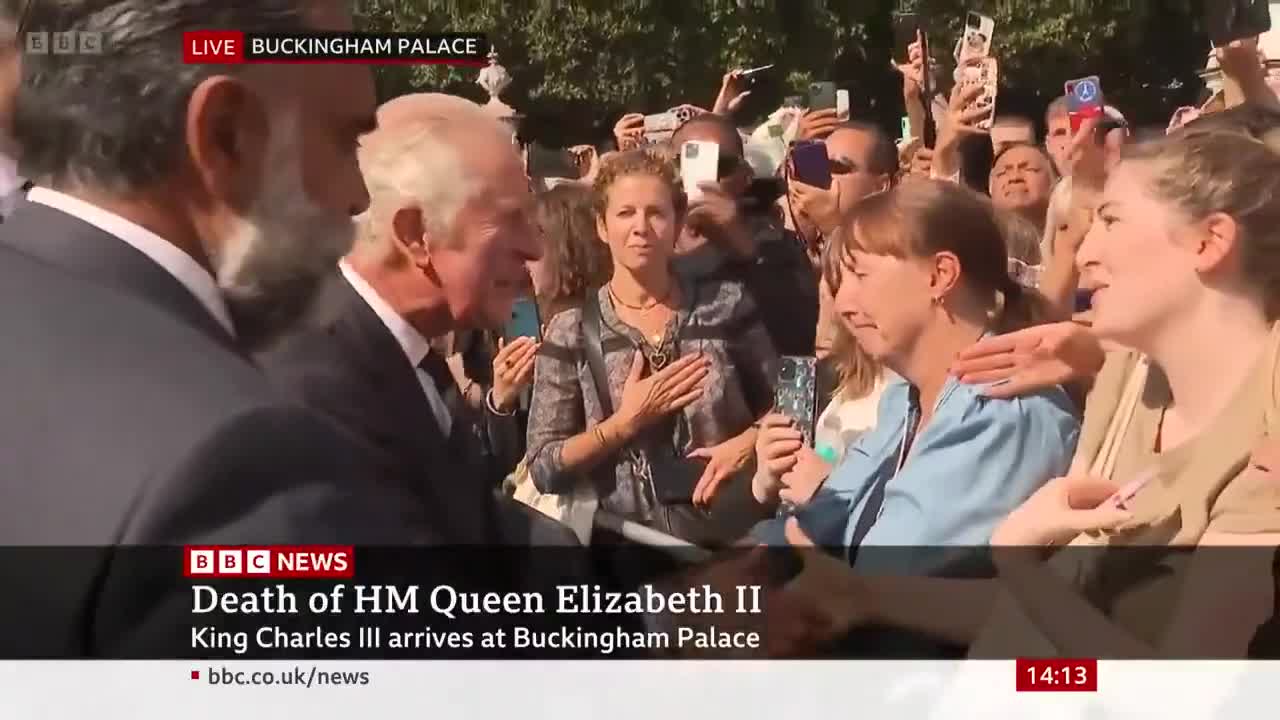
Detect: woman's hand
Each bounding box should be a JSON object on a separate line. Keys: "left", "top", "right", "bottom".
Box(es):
{"left": 991, "top": 475, "right": 1133, "bottom": 548}
{"left": 908, "top": 145, "right": 933, "bottom": 177}
{"left": 713, "top": 69, "right": 752, "bottom": 115}
{"left": 1068, "top": 116, "right": 1110, "bottom": 196}
{"left": 689, "top": 428, "right": 757, "bottom": 508}
{"left": 794, "top": 108, "right": 842, "bottom": 142}
{"left": 950, "top": 322, "right": 1106, "bottom": 399}
{"left": 613, "top": 113, "right": 646, "bottom": 151}
{"left": 779, "top": 446, "right": 832, "bottom": 506}
{"left": 614, "top": 351, "right": 711, "bottom": 438}
{"left": 490, "top": 336, "right": 539, "bottom": 413}
{"left": 753, "top": 413, "right": 804, "bottom": 502}
{"left": 787, "top": 172, "right": 843, "bottom": 237}
{"left": 686, "top": 183, "right": 753, "bottom": 258}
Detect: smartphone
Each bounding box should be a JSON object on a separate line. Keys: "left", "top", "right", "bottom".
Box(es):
{"left": 774, "top": 356, "right": 818, "bottom": 447}
{"left": 835, "top": 89, "right": 850, "bottom": 120}
{"left": 958, "top": 11, "right": 995, "bottom": 63}
{"left": 892, "top": 11, "right": 921, "bottom": 63}
{"left": 526, "top": 144, "right": 577, "bottom": 179}
{"left": 790, "top": 140, "right": 831, "bottom": 190}
{"left": 808, "top": 81, "right": 837, "bottom": 111}
{"left": 958, "top": 57, "right": 999, "bottom": 131}
{"left": 1206, "top": 0, "right": 1272, "bottom": 47}
{"left": 644, "top": 111, "right": 678, "bottom": 134}
{"left": 680, "top": 140, "right": 719, "bottom": 203}
{"left": 1065, "top": 75, "right": 1105, "bottom": 135}
{"left": 503, "top": 296, "right": 542, "bottom": 343}
{"left": 900, "top": 115, "right": 913, "bottom": 141}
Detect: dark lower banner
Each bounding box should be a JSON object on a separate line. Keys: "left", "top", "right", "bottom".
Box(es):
{"left": 0, "top": 545, "right": 1276, "bottom": 659}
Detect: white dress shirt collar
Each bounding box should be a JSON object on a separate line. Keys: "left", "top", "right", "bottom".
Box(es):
{"left": 338, "top": 260, "right": 431, "bottom": 367}
{"left": 338, "top": 260, "right": 452, "bottom": 435}
{"left": 26, "top": 187, "right": 236, "bottom": 337}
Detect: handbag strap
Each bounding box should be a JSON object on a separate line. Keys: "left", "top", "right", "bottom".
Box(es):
{"left": 581, "top": 293, "right": 614, "bottom": 417}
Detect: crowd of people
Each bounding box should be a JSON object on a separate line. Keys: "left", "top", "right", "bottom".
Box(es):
{"left": 2, "top": 0, "right": 1280, "bottom": 659}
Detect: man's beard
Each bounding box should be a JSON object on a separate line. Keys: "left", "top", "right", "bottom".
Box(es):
{"left": 212, "top": 112, "right": 355, "bottom": 352}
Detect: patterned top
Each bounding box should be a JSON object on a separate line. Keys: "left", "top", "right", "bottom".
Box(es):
{"left": 525, "top": 275, "right": 778, "bottom": 522}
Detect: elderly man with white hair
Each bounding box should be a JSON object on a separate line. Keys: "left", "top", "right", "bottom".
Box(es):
{"left": 259, "top": 93, "right": 561, "bottom": 546}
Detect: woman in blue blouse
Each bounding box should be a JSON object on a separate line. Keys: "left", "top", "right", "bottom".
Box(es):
{"left": 751, "top": 180, "right": 1079, "bottom": 574}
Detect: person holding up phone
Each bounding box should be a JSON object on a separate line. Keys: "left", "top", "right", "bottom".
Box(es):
{"left": 750, "top": 180, "right": 1079, "bottom": 576}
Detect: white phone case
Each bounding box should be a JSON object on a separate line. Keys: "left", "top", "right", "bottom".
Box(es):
{"left": 958, "top": 12, "right": 995, "bottom": 63}
{"left": 836, "top": 89, "right": 850, "bottom": 120}
{"left": 680, "top": 140, "right": 719, "bottom": 203}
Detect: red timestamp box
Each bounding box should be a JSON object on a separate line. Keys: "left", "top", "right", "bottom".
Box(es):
{"left": 1016, "top": 658, "right": 1098, "bottom": 692}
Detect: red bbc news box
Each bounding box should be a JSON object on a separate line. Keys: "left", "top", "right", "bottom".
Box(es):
{"left": 184, "top": 546, "right": 354, "bottom": 579}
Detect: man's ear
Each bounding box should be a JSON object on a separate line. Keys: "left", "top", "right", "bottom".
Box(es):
{"left": 931, "top": 251, "right": 962, "bottom": 301}
{"left": 1196, "top": 211, "right": 1240, "bottom": 275}
{"left": 392, "top": 205, "right": 432, "bottom": 270}
{"left": 186, "top": 76, "right": 268, "bottom": 211}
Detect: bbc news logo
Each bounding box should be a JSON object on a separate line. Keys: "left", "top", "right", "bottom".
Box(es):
{"left": 185, "top": 546, "right": 354, "bottom": 579}
{"left": 24, "top": 31, "right": 102, "bottom": 55}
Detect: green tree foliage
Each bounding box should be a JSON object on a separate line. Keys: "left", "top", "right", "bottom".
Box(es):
{"left": 355, "top": 0, "right": 1207, "bottom": 145}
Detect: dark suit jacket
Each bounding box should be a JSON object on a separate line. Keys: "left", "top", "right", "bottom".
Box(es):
{"left": 257, "top": 271, "right": 581, "bottom": 549}
{"left": 0, "top": 202, "right": 437, "bottom": 657}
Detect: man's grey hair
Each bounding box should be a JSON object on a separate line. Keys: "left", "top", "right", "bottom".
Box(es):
{"left": 353, "top": 105, "right": 510, "bottom": 252}
{"left": 14, "top": 0, "right": 313, "bottom": 192}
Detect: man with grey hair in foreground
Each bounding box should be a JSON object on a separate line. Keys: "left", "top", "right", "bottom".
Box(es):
{"left": 0, "top": 0, "right": 440, "bottom": 656}
{"left": 258, "top": 93, "right": 566, "bottom": 548}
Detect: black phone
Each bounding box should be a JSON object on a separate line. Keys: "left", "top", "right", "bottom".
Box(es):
{"left": 503, "top": 296, "right": 542, "bottom": 343}
{"left": 808, "top": 81, "right": 837, "bottom": 111}
{"left": 1206, "top": 0, "right": 1272, "bottom": 47}
{"left": 790, "top": 141, "right": 831, "bottom": 190}
{"left": 892, "top": 12, "right": 920, "bottom": 64}
{"left": 526, "top": 144, "right": 577, "bottom": 179}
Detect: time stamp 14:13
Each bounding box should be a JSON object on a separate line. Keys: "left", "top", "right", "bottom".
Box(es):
{"left": 1015, "top": 659, "right": 1099, "bottom": 692}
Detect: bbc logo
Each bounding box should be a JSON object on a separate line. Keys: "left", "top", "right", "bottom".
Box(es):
{"left": 24, "top": 31, "right": 103, "bottom": 55}
{"left": 188, "top": 548, "right": 272, "bottom": 576}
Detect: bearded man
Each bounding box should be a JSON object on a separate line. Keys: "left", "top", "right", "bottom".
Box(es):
{"left": 0, "top": 0, "right": 438, "bottom": 656}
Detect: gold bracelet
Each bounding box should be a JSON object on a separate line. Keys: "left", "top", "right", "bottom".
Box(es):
{"left": 594, "top": 426, "right": 609, "bottom": 450}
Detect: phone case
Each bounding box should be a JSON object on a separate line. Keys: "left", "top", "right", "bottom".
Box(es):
{"left": 958, "top": 12, "right": 995, "bottom": 63}
{"left": 681, "top": 141, "right": 719, "bottom": 202}
{"left": 836, "top": 90, "right": 850, "bottom": 120}
{"left": 808, "top": 82, "right": 837, "bottom": 111}
{"left": 959, "top": 57, "right": 999, "bottom": 130}
{"left": 644, "top": 112, "right": 678, "bottom": 133}
{"left": 790, "top": 141, "right": 831, "bottom": 190}
{"left": 892, "top": 12, "right": 921, "bottom": 63}
{"left": 1066, "top": 76, "right": 1104, "bottom": 133}
{"left": 774, "top": 356, "right": 818, "bottom": 447}
{"left": 503, "top": 297, "right": 541, "bottom": 342}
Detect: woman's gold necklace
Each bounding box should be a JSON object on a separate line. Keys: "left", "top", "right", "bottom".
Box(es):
{"left": 608, "top": 284, "right": 672, "bottom": 345}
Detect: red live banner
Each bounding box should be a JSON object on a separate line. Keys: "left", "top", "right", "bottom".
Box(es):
{"left": 184, "top": 30, "right": 245, "bottom": 64}
{"left": 183, "top": 31, "right": 488, "bottom": 65}
{"left": 184, "top": 546, "right": 354, "bottom": 578}
{"left": 1016, "top": 658, "right": 1098, "bottom": 692}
